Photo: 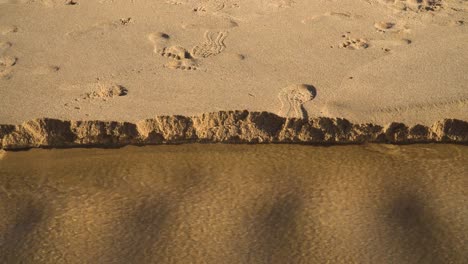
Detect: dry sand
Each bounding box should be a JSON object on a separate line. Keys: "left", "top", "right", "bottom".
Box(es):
{"left": 0, "top": 0, "right": 467, "bottom": 125}
{"left": 0, "top": 2, "right": 467, "bottom": 262}
{"left": 0, "top": 144, "right": 467, "bottom": 263}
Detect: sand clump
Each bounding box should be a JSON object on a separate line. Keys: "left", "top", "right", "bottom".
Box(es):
{"left": 81, "top": 83, "right": 128, "bottom": 100}
{"left": 0, "top": 56, "right": 17, "bottom": 79}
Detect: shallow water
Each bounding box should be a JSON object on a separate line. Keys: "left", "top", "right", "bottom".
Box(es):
{"left": 0, "top": 144, "right": 467, "bottom": 263}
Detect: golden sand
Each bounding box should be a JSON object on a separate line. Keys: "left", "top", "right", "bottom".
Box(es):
{"left": 0, "top": 144, "right": 466, "bottom": 263}
{"left": 1, "top": 1, "right": 467, "bottom": 125}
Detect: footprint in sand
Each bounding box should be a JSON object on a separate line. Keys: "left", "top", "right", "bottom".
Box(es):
{"left": 0, "top": 40, "right": 17, "bottom": 79}
{"left": 0, "top": 0, "right": 25, "bottom": 3}
{"left": 148, "top": 32, "right": 199, "bottom": 71}
{"left": 81, "top": 82, "right": 128, "bottom": 100}
{"left": 167, "top": 0, "right": 293, "bottom": 17}
{"left": 159, "top": 45, "right": 199, "bottom": 70}
{"left": 62, "top": 82, "right": 128, "bottom": 102}
{"left": 0, "top": 56, "right": 17, "bottom": 80}
{"left": 164, "top": 59, "right": 199, "bottom": 70}
{"left": 0, "top": 41, "right": 12, "bottom": 55}
{"left": 336, "top": 34, "right": 410, "bottom": 52}
{"left": 148, "top": 30, "right": 228, "bottom": 71}
{"left": 66, "top": 18, "right": 132, "bottom": 38}
{"left": 165, "top": 0, "right": 186, "bottom": 6}
{"left": 32, "top": 65, "right": 60, "bottom": 75}
{"left": 377, "top": 0, "right": 444, "bottom": 12}
{"left": 192, "top": 0, "right": 226, "bottom": 14}
{"left": 167, "top": 0, "right": 240, "bottom": 13}
{"left": 181, "top": 19, "right": 238, "bottom": 30}
{"left": 0, "top": 25, "right": 18, "bottom": 35}
{"left": 372, "top": 38, "right": 412, "bottom": 51}
{"left": 450, "top": 20, "right": 465, "bottom": 26}
{"left": 263, "top": 0, "right": 296, "bottom": 9}
{"left": 148, "top": 32, "right": 171, "bottom": 53}
{"left": 374, "top": 21, "right": 411, "bottom": 34}
{"left": 192, "top": 31, "right": 228, "bottom": 58}
{"left": 338, "top": 34, "right": 370, "bottom": 50}
{"left": 278, "top": 84, "right": 317, "bottom": 119}
{"left": 61, "top": 82, "right": 127, "bottom": 112}
{"left": 0, "top": 0, "right": 78, "bottom": 6}
{"left": 302, "top": 11, "right": 363, "bottom": 24}
{"left": 374, "top": 22, "right": 396, "bottom": 32}
{"left": 160, "top": 46, "right": 192, "bottom": 60}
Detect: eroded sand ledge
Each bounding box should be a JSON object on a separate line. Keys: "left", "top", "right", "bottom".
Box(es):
{"left": 0, "top": 111, "right": 467, "bottom": 150}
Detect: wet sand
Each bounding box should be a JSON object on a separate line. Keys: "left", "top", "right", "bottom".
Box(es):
{"left": 0, "top": 144, "right": 467, "bottom": 263}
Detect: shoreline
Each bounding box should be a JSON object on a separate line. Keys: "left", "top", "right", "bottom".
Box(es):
{"left": 1, "top": 111, "right": 467, "bottom": 150}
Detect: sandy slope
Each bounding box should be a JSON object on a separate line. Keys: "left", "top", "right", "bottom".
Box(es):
{"left": 0, "top": 0, "right": 467, "bottom": 125}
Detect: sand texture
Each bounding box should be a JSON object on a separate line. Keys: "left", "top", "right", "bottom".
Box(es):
{"left": 0, "top": 0, "right": 467, "bottom": 125}
{"left": 0, "top": 111, "right": 467, "bottom": 149}
{"left": 0, "top": 144, "right": 467, "bottom": 263}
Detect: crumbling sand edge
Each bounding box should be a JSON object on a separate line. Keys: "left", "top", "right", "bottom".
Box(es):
{"left": 0, "top": 111, "right": 467, "bottom": 150}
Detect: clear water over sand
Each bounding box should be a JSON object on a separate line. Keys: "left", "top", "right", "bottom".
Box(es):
{"left": 0, "top": 144, "right": 467, "bottom": 263}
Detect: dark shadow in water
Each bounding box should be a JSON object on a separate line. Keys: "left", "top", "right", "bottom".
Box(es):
{"left": 102, "top": 195, "right": 171, "bottom": 264}
{"left": 246, "top": 192, "right": 304, "bottom": 264}
{"left": 0, "top": 198, "right": 45, "bottom": 263}
{"left": 384, "top": 192, "right": 457, "bottom": 263}
{"left": 96, "top": 163, "right": 208, "bottom": 263}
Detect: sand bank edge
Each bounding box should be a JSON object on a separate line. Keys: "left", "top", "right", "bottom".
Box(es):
{"left": 0, "top": 111, "right": 466, "bottom": 150}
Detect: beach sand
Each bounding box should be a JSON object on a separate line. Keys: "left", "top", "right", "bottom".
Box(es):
{"left": 0, "top": 144, "right": 467, "bottom": 263}
{"left": 0, "top": 1, "right": 467, "bottom": 262}
{"left": 0, "top": 0, "right": 467, "bottom": 125}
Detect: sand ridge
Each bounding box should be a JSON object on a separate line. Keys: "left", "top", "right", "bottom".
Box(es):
{"left": 0, "top": 111, "right": 467, "bottom": 150}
